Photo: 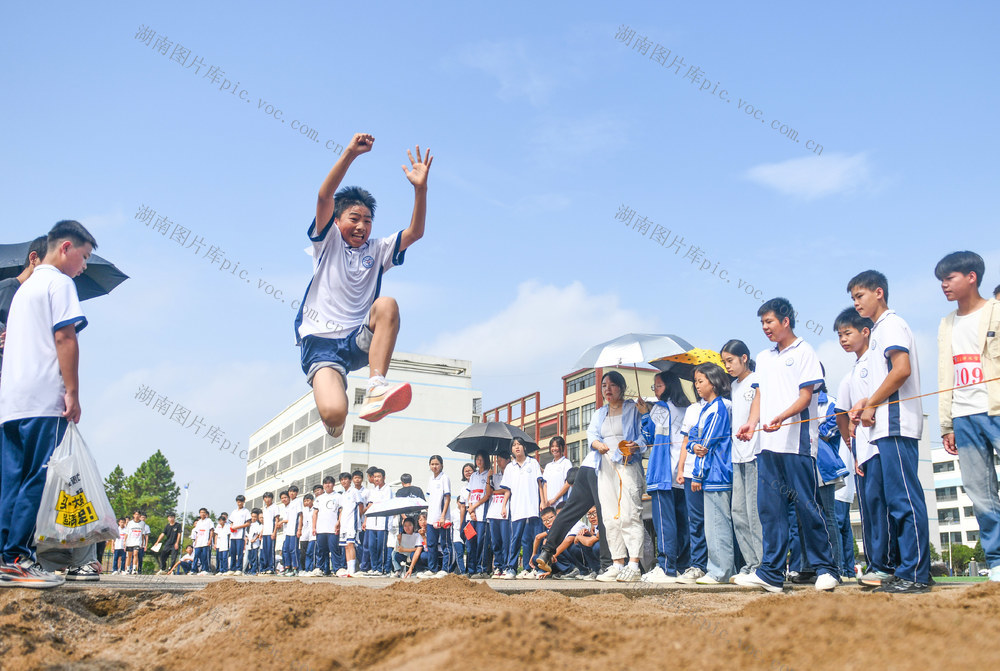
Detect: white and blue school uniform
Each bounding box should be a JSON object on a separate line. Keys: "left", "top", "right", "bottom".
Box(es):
{"left": 295, "top": 217, "right": 406, "bottom": 383}
{"left": 500, "top": 457, "right": 544, "bottom": 572}
{"left": 809, "top": 393, "right": 850, "bottom": 574}
{"left": 730, "top": 373, "right": 763, "bottom": 574}
{"left": 0, "top": 265, "right": 85, "bottom": 564}
{"left": 587, "top": 401, "right": 647, "bottom": 562}
{"left": 691, "top": 397, "right": 735, "bottom": 581}
{"left": 425, "top": 472, "right": 452, "bottom": 573}
{"left": 485, "top": 467, "right": 510, "bottom": 572}
{"left": 282, "top": 498, "right": 303, "bottom": 569}
{"left": 867, "top": 310, "right": 929, "bottom": 584}
{"left": 464, "top": 469, "right": 490, "bottom": 574}
{"left": 641, "top": 399, "right": 688, "bottom": 575}
{"left": 753, "top": 337, "right": 837, "bottom": 587}
{"left": 680, "top": 401, "right": 708, "bottom": 572}
{"left": 260, "top": 503, "right": 279, "bottom": 572}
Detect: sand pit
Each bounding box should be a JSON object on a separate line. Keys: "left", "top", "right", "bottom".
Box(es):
{"left": 0, "top": 577, "right": 996, "bottom": 670}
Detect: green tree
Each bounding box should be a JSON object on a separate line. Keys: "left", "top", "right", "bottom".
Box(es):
{"left": 929, "top": 542, "right": 941, "bottom": 562}
{"left": 944, "top": 544, "right": 975, "bottom": 573}
{"left": 104, "top": 465, "right": 136, "bottom": 519}
{"left": 129, "top": 450, "right": 180, "bottom": 517}
{"left": 973, "top": 540, "right": 985, "bottom": 563}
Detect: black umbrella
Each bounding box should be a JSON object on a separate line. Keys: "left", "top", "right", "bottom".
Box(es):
{"left": 447, "top": 421, "right": 540, "bottom": 456}
{"left": 0, "top": 241, "right": 129, "bottom": 301}
{"left": 364, "top": 496, "right": 428, "bottom": 518}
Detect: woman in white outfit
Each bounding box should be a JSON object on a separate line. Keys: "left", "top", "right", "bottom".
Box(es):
{"left": 587, "top": 371, "right": 647, "bottom": 582}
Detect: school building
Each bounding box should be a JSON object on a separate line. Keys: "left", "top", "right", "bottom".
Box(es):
{"left": 243, "top": 352, "right": 482, "bottom": 510}
{"left": 931, "top": 445, "right": 998, "bottom": 552}
{"left": 481, "top": 365, "right": 662, "bottom": 468}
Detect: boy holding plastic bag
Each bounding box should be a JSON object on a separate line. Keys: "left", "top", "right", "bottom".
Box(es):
{"left": 0, "top": 220, "right": 103, "bottom": 587}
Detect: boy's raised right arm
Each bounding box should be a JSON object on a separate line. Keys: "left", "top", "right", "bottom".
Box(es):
{"left": 314, "top": 133, "right": 374, "bottom": 237}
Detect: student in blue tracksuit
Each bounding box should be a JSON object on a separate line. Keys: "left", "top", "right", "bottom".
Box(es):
{"left": 690, "top": 363, "right": 735, "bottom": 584}
{"left": 639, "top": 370, "right": 691, "bottom": 582}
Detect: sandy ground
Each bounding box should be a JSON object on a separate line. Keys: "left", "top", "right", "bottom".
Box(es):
{"left": 0, "top": 576, "right": 996, "bottom": 671}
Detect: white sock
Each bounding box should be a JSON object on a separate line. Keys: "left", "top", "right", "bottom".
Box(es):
{"left": 367, "top": 375, "right": 387, "bottom": 392}
{"left": 347, "top": 559, "right": 357, "bottom": 574}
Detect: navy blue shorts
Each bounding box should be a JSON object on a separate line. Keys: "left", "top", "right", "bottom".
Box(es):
{"left": 299, "top": 323, "right": 373, "bottom": 385}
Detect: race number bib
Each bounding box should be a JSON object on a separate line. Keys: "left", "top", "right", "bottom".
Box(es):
{"left": 954, "top": 353, "right": 984, "bottom": 387}
{"left": 468, "top": 488, "right": 485, "bottom": 505}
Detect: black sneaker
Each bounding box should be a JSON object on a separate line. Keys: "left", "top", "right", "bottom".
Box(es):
{"left": 535, "top": 549, "right": 554, "bottom": 573}
{"left": 66, "top": 563, "right": 101, "bottom": 582}
{"left": 873, "top": 578, "right": 930, "bottom": 594}
{"left": 790, "top": 571, "right": 817, "bottom": 584}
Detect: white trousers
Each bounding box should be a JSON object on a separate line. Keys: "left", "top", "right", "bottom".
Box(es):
{"left": 596, "top": 453, "right": 645, "bottom": 561}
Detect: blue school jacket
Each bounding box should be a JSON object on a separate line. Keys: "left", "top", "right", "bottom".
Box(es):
{"left": 641, "top": 401, "right": 676, "bottom": 491}
{"left": 690, "top": 397, "right": 733, "bottom": 492}
{"left": 817, "top": 393, "right": 849, "bottom": 484}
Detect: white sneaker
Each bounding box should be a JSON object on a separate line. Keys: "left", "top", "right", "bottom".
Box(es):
{"left": 434, "top": 570, "right": 449, "bottom": 578}
{"left": 335, "top": 568, "right": 349, "bottom": 577}
{"left": 696, "top": 574, "right": 722, "bottom": 585}
{"left": 516, "top": 570, "right": 534, "bottom": 580}
{"left": 233, "top": 571, "right": 242, "bottom": 576}
{"left": 814, "top": 573, "right": 838, "bottom": 591}
{"left": 310, "top": 568, "right": 324, "bottom": 577}
{"left": 990, "top": 566, "right": 1000, "bottom": 583}
{"left": 641, "top": 566, "right": 680, "bottom": 584}
{"left": 616, "top": 565, "right": 641, "bottom": 582}
{"left": 359, "top": 381, "right": 412, "bottom": 422}
{"left": 733, "top": 571, "right": 784, "bottom": 593}
{"left": 595, "top": 565, "right": 621, "bottom": 582}
{"left": 502, "top": 570, "right": 516, "bottom": 580}
{"left": 580, "top": 571, "right": 597, "bottom": 581}
{"left": 677, "top": 567, "right": 705, "bottom": 584}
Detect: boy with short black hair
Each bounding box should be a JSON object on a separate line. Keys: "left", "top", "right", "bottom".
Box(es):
{"left": 0, "top": 220, "right": 96, "bottom": 587}
{"left": 192, "top": 508, "right": 214, "bottom": 574}
{"left": 313, "top": 476, "right": 341, "bottom": 576}
{"left": 124, "top": 510, "right": 144, "bottom": 575}
{"left": 279, "top": 487, "right": 302, "bottom": 576}
{"left": 112, "top": 517, "right": 127, "bottom": 574}
{"left": 170, "top": 545, "right": 195, "bottom": 575}
{"left": 153, "top": 513, "right": 182, "bottom": 575}
{"left": 361, "top": 468, "right": 391, "bottom": 576}
{"left": 228, "top": 494, "right": 251, "bottom": 575}
{"left": 300, "top": 494, "right": 317, "bottom": 573}
{"left": 832, "top": 308, "right": 897, "bottom": 586}
{"left": 734, "top": 298, "right": 838, "bottom": 593}
{"left": 246, "top": 509, "right": 262, "bottom": 575}
{"left": 847, "top": 270, "right": 931, "bottom": 593}
{"left": 935, "top": 251, "right": 1000, "bottom": 583}
{"left": 338, "top": 472, "right": 362, "bottom": 577}
{"left": 214, "top": 513, "right": 230, "bottom": 574}
{"left": 260, "top": 491, "right": 278, "bottom": 574}
{"left": 296, "top": 134, "right": 433, "bottom": 439}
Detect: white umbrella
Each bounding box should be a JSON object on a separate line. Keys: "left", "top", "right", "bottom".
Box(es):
{"left": 572, "top": 333, "right": 694, "bottom": 393}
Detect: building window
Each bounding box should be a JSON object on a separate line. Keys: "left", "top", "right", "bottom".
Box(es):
{"left": 354, "top": 388, "right": 366, "bottom": 406}
{"left": 967, "top": 531, "right": 979, "bottom": 542}
{"left": 309, "top": 408, "right": 320, "bottom": 425}
{"left": 280, "top": 424, "right": 293, "bottom": 442}
{"left": 246, "top": 474, "right": 255, "bottom": 488}
{"left": 294, "top": 413, "right": 309, "bottom": 434}
{"left": 350, "top": 463, "right": 367, "bottom": 475}
{"left": 567, "top": 408, "right": 580, "bottom": 434}
{"left": 936, "top": 486, "right": 958, "bottom": 502}
{"left": 964, "top": 506, "right": 975, "bottom": 518}
{"left": 353, "top": 426, "right": 369, "bottom": 444}
{"left": 580, "top": 402, "right": 596, "bottom": 429}
{"left": 278, "top": 455, "right": 291, "bottom": 472}
{"left": 539, "top": 421, "right": 558, "bottom": 440}
{"left": 473, "top": 398, "right": 483, "bottom": 415}
{"left": 308, "top": 437, "right": 323, "bottom": 458}
{"left": 937, "top": 507, "right": 959, "bottom": 524}
{"left": 293, "top": 446, "right": 307, "bottom": 465}
{"left": 933, "top": 461, "right": 955, "bottom": 473}
{"left": 567, "top": 371, "right": 596, "bottom": 394}
{"left": 268, "top": 434, "right": 279, "bottom": 449}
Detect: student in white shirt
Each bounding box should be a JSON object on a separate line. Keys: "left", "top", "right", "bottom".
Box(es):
{"left": 485, "top": 453, "right": 511, "bottom": 578}
{"left": 313, "top": 476, "right": 341, "bottom": 576}
{"left": 361, "top": 468, "right": 392, "bottom": 576}
{"left": 734, "top": 298, "right": 838, "bottom": 593}
{"left": 422, "top": 455, "right": 452, "bottom": 577}
{"left": 279, "top": 486, "right": 304, "bottom": 576}
{"left": 259, "top": 492, "right": 278, "bottom": 575}
{"left": 463, "top": 451, "right": 492, "bottom": 578}
{"left": 138, "top": 514, "right": 151, "bottom": 574}
{"left": 124, "top": 510, "right": 144, "bottom": 576}
{"left": 112, "top": 518, "right": 128, "bottom": 574}
{"left": 213, "top": 514, "right": 231, "bottom": 574}
{"left": 228, "top": 495, "right": 252, "bottom": 575}
{"left": 541, "top": 437, "right": 573, "bottom": 507}
{"left": 935, "top": 251, "right": 1000, "bottom": 584}
{"left": 720, "top": 340, "right": 763, "bottom": 580}
{"left": 299, "top": 495, "right": 317, "bottom": 573}
{"left": 192, "top": 508, "right": 214, "bottom": 574}
{"left": 675, "top": 399, "right": 707, "bottom": 582}
{"left": 500, "top": 439, "right": 545, "bottom": 580}
{"left": 170, "top": 545, "right": 196, "bottom": 575}
{"left": 246, "top": 510, "right": 263, "bottom": 575}
{"left": 338, "top": 475, "right": 362, "bottom": 577}
{"left": 849, "top": 272, "right": 930, "bottom": 593}
{"left": 393, "top": 516, "right": 425, "bottom": 578}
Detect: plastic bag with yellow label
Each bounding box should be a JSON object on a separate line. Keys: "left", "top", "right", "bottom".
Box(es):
{"left": 34, "top": 422, "right": 118, "bottom": 550}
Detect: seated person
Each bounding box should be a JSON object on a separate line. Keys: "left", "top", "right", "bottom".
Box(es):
{"left": 392, "top": 517, "right": 426, "bottom": 578}
{"left": 529, "top": 506, "right": 582, "bottom": 579}
{"left": 566, "top": 507, "right": 602, "bottom": 577}
{"left": 170, "top": 546, "right": 196, "bottom": 575}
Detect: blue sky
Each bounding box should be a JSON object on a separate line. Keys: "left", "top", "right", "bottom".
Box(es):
{"left": 2, "top": 2, "right": 997, "bottom": 514}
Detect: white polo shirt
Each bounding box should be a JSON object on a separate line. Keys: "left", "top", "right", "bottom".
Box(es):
{"left": 214, "top": 523, "right": 230, "bottom": 551}
{"left": 261, "top": 503, "right": 278, "bottom": 535}
{"left": 464, "top": 470, "right": 490, "bottom": 510}
{"left": 500, "top": 457, "right": 543, "bottom": 521}
{"left": 731, "top": 373, "right": 760, "bottom": 463}
{"left": 426, "top": 472, "right": 451, "bottom": 522}
{"left": 114, "top": 526, "right": 127, "bottom": 550}
{"left": 300, "top": 507, "right": 316, "bottom": 541}
{"left": 125, "top": 520, "right": 143, "bottom": 548}
{"left": 867, "top": 310, "right": 923, "bottom": 441}
{"left": 294, "top": 222, "right": 405, "bottom": 343}
{"left": 193, "top": 518, "right": 213, "bottom": 548}
{"left": 486, "top": 469, "right": 506, "bottom": 520}
{"left": 314, "top": 491, "right": 341, "bottom": 534}
{"left": 0, "top": 265, "right": 87, "bottom": 423}
{"left": 229, "top": 507, "right": 251, "bottom": 540}
{"left": 754, "top": 338, "right": 824, "bottom": 457}
{"left": 542, "top": 456, "right": 572, "bottom": 504}
{"left": 248, "top": 521, "right": 263, "bottom": 548}
{"left": 366, "top": 484, "right": 391, "bottom": 531}
{"left": 284, "top": 498, "right": 303, "bottom": 535}
{"left": 835, "top": 352, "right": 877, "bottom": 465}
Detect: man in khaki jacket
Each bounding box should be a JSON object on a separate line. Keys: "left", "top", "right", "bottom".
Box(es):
{"left": 935, "top": 251, "right": 1000, "bottom": 582}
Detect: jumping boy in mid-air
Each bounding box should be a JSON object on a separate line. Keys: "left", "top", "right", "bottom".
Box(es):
{"left": 295, "top": 133, "right": 433, "bottom": 439}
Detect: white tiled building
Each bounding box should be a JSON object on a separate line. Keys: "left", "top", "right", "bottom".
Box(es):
{"left": 244, "top": 352, "right": 481, "bottom": 509}
{"left": 931, "top": 446, "right": 1000, "bottom": 551}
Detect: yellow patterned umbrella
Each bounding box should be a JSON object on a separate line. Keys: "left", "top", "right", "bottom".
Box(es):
{"left": 649, "top": 348, "right": 726, "bottom": 380}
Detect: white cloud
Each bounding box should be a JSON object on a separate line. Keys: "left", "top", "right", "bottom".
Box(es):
{"left": 457, "top": 41, "right": 555, "bottom": 106}
{"left": 743, "top": 152, "right": 873, "bottom": 199}
{"left": 529, "top": 114, "right": 629, "bottom": 168}
{"left": 420, "top": 281, "right": 657, "bottom": 405}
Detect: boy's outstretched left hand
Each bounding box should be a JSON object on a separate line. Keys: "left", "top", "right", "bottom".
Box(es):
{"left": 402, "top": 145, "right": 433, "bottom": 189}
